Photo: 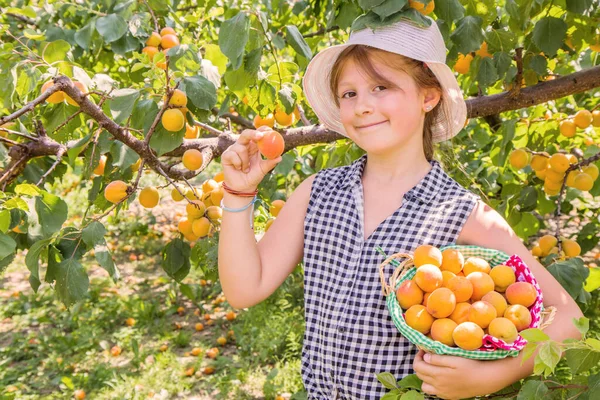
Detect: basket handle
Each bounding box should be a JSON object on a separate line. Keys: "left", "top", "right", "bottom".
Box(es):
{"left": 538, "top": 306, "right": 557, "bottom": 330}
{"left": 378, "top": 252, "right": 415, "bottom": 297}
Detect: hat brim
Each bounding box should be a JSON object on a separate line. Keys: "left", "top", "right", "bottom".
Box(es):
{"left": 302, "top": 45, "right": 467, "bottom": 143}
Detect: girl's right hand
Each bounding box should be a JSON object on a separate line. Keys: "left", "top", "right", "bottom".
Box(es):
{"left": 221, "top": 127, "right": 282, "bottom": 192}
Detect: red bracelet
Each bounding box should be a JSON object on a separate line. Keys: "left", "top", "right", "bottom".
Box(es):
{"left": 222, "top": 181, "right": 258, "bottom": 197}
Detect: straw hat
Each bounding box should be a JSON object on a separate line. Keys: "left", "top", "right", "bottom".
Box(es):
{"left": 302, "top": 16, "right": 467, "bottom": 143}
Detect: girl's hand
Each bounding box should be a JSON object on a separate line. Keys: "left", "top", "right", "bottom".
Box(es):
{"left": 413, "top": 350, "right": 511, "bottom": 399}
{"left": 221, "top": 127, "right": 282, "bottom": 192}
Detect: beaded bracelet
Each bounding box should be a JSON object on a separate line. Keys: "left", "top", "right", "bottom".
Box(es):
{"left": 220, "top": 195, "right": 258, "bottom": 228}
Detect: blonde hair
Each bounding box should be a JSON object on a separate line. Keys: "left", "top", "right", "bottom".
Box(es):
{"left": 329, "top": 45, "right": 450, "bottom": 161}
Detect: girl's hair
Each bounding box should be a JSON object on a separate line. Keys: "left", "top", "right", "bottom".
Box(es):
{"left": 329, "top": 45, "right": 451, "bottom": 161}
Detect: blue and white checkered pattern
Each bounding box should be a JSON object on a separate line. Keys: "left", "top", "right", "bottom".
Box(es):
{"left": 302, "top": 154, "right": 479, "bottom": 399}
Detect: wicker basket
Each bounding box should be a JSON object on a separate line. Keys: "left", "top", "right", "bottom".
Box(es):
{"left": 378, "top": 245, "right": 556, "bottom": 360}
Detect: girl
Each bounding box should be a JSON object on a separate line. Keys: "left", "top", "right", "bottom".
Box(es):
{"left": 218, "top": 16, "right": 583, "bottom": 400}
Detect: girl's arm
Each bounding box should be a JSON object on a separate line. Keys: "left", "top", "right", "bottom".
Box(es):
{"left": 413, "top": 200, "right": 584, "bottom": 399}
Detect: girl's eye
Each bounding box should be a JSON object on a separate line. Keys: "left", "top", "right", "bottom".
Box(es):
{"left": 340, "top": 91, "right": 356, "bottom": 99}
{"left": 374, "top": 85, "right": 386, "bottom": 92}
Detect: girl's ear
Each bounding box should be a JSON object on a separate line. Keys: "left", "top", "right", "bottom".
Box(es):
{"left": 422, "top": 87, "right": 442, "bottom": 110}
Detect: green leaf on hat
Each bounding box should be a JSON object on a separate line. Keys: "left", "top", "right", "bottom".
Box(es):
{"left": 434, "top": 0, "right": 465, "bottom": 23}
{"left": 371, "top": 0, "right": 407, "bottom": 20}
{"left": 532, "top": 17, "right": 567, "bottom": 57}
{"left": 358, "top": 0, "right": 387, "bottom": 9}
{"left": 450, "top": 16, "right": 484, "bottom": 54}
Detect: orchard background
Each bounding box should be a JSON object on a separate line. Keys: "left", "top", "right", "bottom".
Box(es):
{"left": 1, "top": 0, "right": 600, "bottom": 399}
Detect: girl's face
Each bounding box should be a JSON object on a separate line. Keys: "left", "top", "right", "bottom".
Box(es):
{"left": 336, "top": 56, "right": 431, "bottom": 156}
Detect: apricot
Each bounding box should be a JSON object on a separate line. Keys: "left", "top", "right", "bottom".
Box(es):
{"left": 449, "top": 302, "right": 471, "bottom": 324}
{"left": 466, "top": 272, "right": 495, "bottom": 301}
{"left": 160, "top": 27, "right": 176, "bottom": 36}
{"left": 562, "top": 239, "right": 581, "bottom": 257}
{"left": 142, "top": 45, "right": 159, "bottom": 60}
{"left": 504, "top": 304, "right": 532, "bottom": 331}
{"left": 453, "top": 53, "right": 473, "bottom": 74}
{"left": 161, "top": 34, "right": 180, "bottom": 49}
{"left": 186, "top": 200, "right": 206, "bottom": 220}
{"left": 574, "top": 110, "right": 593, "bottom": 129}
{"left": 178, "top": 217, "right": 193, "bottom": 236}
{"left": 593, "top": 110, "right": 600, "bottom": 127}
{"left": 171, "top": 187, "right": 185, "bottom": 201}
{"left": 396, "top": 280, "right": 424, "bottom": 309}
{"left": 210, "top": 187, "right": 224, "bottom": 206}
{"left": 505, "top": 282, "right": 537, "bottom": 307}
{"left": 422, "top": 292, "right": 432, "bottom": 307}
{"left": 270, "top": 199, "right": 286, "bottom": 217}
{"left": 539, "top": 235, "right": 558, "bottom": 255}
{"left": 573, "top": 173, "right": 594, "bottom": 191}
{"left": 488, "top": 317, "right": 518, "bottom": 343}
{"left": 481, "top": 291, "right": 508, "bottom": 317}
{"left": 446, "top": 275, "right": 473, "bottom": 303}
{"left": 475, "top": 41, "right": 492, "bottom": 58}
{"left": 430, "top": 318, "right": 458, "bottom": 347}
{"left": 162, "top": 108, "right": 185, "bottom": 132}
{"left": 184, "top": 123, "right": 199, "bottom": 139}
{"left": 213, "top": 171, "right": 224, "bottom": 182}
{"left": 93, "top": 155, "right": 107, "bottom": 176}
{"left": 426, "top": 288, "right": 456, "bottom": 318}
{"left": 139, "top": 186, "right": 160, "bottom": 208}
{"left": 146, "top": 31, "right": 162, "bottom": 47}
{"left": 468, "top": 300, "right": 497, "bottom": 329}
{"left": 41, "top": 80, "right": 65, "bottom": 103}
{"left": 182, "top": 149, "right": 203, "bottom": 170}
{"left": 509, "top": 149, "right": 529, "bottom": 169}
{"left": 256, "top": 129, "right": 285, "bottom": 159}
{"left": 202, "top": 179, "right": 219, "bottom": 193}
{"left": 549, "top": 153, "right": 570, "bottom": 173}
{"left": 254, "top": 113, "right": 275, "bottom": 128}
{"left": 559, "top": 120, "right": 576, "bottom": 137}
{"left": 489, "top": 265, "right": 516, "bottom": 292}
{"left": 104, "top": 180, "right": 128, "bottom": 204}
{"left": 441, "top": 271, "right": 456, "bottom": 287}
{"left": 408, "top": 0, "right": 435, "bottom": 15}
{"left": 405, "top": 304, "right": 434, "bottom": 335}
{"left": 169, "top": 89, "right": 187, "bottom": 107}
{"left": 440, "top": 248, "right": 464, "bottom": 274}
{"left": 414, "top": 264, "right": 443, "bottom": 293}
{"left": 463, "top": 257, "right": 491, "bottom": 276}
{"left": 530, "top": 154, "right": 548, "bottom": 171}
{"left": 206, "top": 206, "right": 223, "bottom": 222}
{"left": 583, "top": 164, "right": 599, "bottom": 180}
{"left": 452, "top": 322, "right": 485, "bottom": 350}
{"left": 74, "top": 389, "right": 86, "bottom": 400}
{"left": 413, "top": 244, "right": 443, "bottom": 268}
{"left": 274, "top": 107, "right": 294, "bottom": 127}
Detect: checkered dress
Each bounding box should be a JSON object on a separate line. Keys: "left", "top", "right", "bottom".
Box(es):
{"left": 302, "top": 154, "right": 479, "bottom": 399}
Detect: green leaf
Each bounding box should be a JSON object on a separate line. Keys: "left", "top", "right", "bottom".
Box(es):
{"left": 28, "top": 191, "right": 68, "bottom": 239}
{"left": 55, "top": 258, "right": 89, "bottom": 307}
{"left": 547, "top": 258, "right": 588, "bottom": 300}
{"left": 45, "top": 245, "right": 61, "bottom": 283}
{"left": 278, "top": 86, "right": 296, "bottom": 113}
{"left": 95, "top": 14, "right": 127, "bottom": 43}
{"left": 400, "top": 390, "right": 424, "bottom": 400}
{"left": 376, "top": 372, "right": 398, "bottom": 390}
{"left": 521, "top": 342, "right": 538, "bottom": 363}
{"left": 538, "top": 342, "right": 562, "bottom": 372}
{"left": 565, "top": 348, "right": 600, "bottom": 374}
{"left": 111, "top": 33, "right": 139, "bottom": 55}
{"left": 519, "top": 328, "right": 550, "bottom": 343}
{"left": 74, "top": 20, "right": 95, "bottom": 50}
{"left": 493, "top": 51, "right": 513, "bottom": 77}
{"left": 335, "top": 3, "right": 362, "bottom": 30}
{"left": 476, "top": 57, "right": 498, "bottom": 87}
{"left": 131, "top": 99, "right": 159, "bottom": 134}
{"left": 81, "top": 222, "right": 106, "bottom": 247}
{"left": 166, "top": 44, "right": 202, "bottom": 73}
{"left": 25, "top": 238, "right": 51, "bottom": 292}
{"left": 3, "top": 197, "right": 29, "bottom": 211}
{"left": 532, "top": 17, "right": 567, "bottom": 57}
{"left": 565, "top": 0, "right": 594, "bottom": 14}
{"left": 109, "top": 89, "right": 140, "bottom": 124}
{"left": 587, "top": 338, "right": 600, "bottom": 351}
{"left": 450, "top": 16, "right": 484, "bottom": 54}
{"left": 219, "top": 12, "right": 250, "bottom": 67}
{"left": 95, "top": 242, "right": 119, "bottom": 282}
{"left": 110, "top": 141, "right": 139, "bottom": 169}
{"left": 517, "top": 380, "right": 548, "bottom": 399}
{"left": 67, "top": 133, "right": 92, "bottom": 164}
{"left": 0, "top": 209, "right": 10, "bottom": 233}
{"left": 0, "top": 234, "right": 16, "bottom": 259}
{"left": 380, "top": 391, "right": 401, "bottom": 400}
{"left": 204, "top": 43, "right": 228, "bottom": 75}
{"left": 584, "top": 373, "right": 600, "bottom": 400}
{"left": 573, "top": 317, "right": 589, "bottom": 336}
{"left": 182, "top": 75, "right": 217, "bottom": 110}
{"left": 584, "top": 267, "right": 600, "bottom": 292}
{"left": 371, "top": 0, "right": 407, "bottom": 19}
{"left": 285, "top": 25, "right": 312, "bottom": 59}
{"left": 485, "top": 30, "right": 517, "bottom": 53}
{"left": 397, "top": 374, "right": 422, "bottom": 390}
{"left": 161, "top": 238, "right": 191, "bottom": 282}
{"left": 358, "top": 0, "right": 386, "bottom": 8}
{"left": 529, "top": 55, "right": 548, "bottom": 76}
{"left": 0, "top": 253, "right": 16, "bottom": 275}
{"left": 435, "top": 0, "right": 464, "bottom": 23}
{"left": 5, "top": 6, "right": 37, "bottom": 19}
{"left": 42, "top": 40, "right": 71, "bottom": 64}
{"left": 149, "top": 125, "right": 184, "bottom": 156}
{"left": 14, "top": 183, "right": 42, "bottom": 196}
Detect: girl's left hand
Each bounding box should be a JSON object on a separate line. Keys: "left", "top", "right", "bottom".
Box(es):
{"left": 412, "top": 349, "right": 508, "bottom": 399}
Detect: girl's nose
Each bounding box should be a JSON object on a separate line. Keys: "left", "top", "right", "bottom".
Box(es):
{"left": 354, "top": 94, "right": 374, "bottom": 116}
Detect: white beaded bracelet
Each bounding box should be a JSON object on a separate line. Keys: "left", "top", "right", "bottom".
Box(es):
{"left": 220, "top": 195, "right": 258, "bottom": 228}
